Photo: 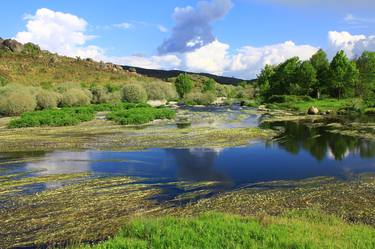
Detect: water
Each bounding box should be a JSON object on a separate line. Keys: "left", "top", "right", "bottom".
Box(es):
{"left": 1, "top": 107, "right": 375, "bottom": 198}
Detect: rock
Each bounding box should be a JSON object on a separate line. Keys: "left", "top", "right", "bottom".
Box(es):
{"left": 325, "top": 110, "right": 333, "bottom": 115}
{"left": 147, "top": 100, "right": 167, "bottom": 107}
{"left": 307, "top": 106, "right": 319, "bottom": 115}
{"left": 2, "top": 39, "right": 24, "bottom": 53}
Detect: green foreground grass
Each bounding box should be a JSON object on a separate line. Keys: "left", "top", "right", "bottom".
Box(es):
{"left": 79, "top": 212, "right": 375, "bottom": 249}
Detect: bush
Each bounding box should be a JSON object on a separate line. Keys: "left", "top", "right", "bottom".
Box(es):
{"left": 107, "top": 107, "right": 175, "bottom": 125}
{"left": 36, "top": 90, "right": 61, "bottom": 109}
{"left": 9, "top": 107, "right": 95, "bottom": 128}
{"left": 91, "top": 102, "right": 149, "bottom": 112}
{"left": 122, "top": 84, "right": 148, "bottom": 103}
{"left": 183, "top": 91, "right": 216, "bottom": 105}
{"left": 143, "top": 82, "right": 166, "bottom": 100}
{"left": 90, "top": 86, "right": 111, "bottom": 104}
{"left": 0, "top": 91, "right": 37, "bottom": 116}
{"left": 61, "top": 88, "right": 91, "bottom": 107}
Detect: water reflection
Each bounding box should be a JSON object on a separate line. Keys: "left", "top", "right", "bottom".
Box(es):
{"left": 262, "top": 121, "right": 375, "bottom": 161}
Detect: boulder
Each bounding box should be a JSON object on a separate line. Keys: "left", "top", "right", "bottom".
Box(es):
{"left": 307, "top": 106, "right": 319, "bottom": 115}
{"left": 2, "top": 39, "right": 24, "bottom": 53}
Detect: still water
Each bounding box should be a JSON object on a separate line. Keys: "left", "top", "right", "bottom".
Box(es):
{"left": 1, "top": 110, "right": 375, "bottom": 192}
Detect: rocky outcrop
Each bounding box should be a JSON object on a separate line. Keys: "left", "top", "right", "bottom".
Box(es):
{"left": 2, "top": 39, "right": 24, "bottom": 53}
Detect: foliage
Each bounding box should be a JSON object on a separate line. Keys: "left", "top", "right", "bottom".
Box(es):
{"left": 329, "top": 50, "right": 359, "bottom": 99}
{"left": 202, "top": 78, "right": 216, "bottom": 92}
{"left": 121, "top": 84, "right": 148, "bottom": 103}
{"left": 91, "top": 102, "right": 149, "bottom": 112}
{"left": 9, "top": 107, "right": 95, "bottom": 128}
{"left": 90, "top": 86, "right": 112, "bottom": 104}
{"left": 36, "top": 90, "right": 61, "bottom": 109}
{"left": 22, "top": 43, "right": 41, "bottom": 55}
{"left": 175, "top": 73, "right": 193, "bottom": 98}
{"left": 310, "top": 49, "right": 330, "bottom": 98}
{"left": 0, "top": 90, "right": 37, "bottom": 116}
{"left": 107, "top": 107, "right": 175, "bottom": 125}
{"left": 141, "top": 81, "right": 177, "bottom": 100}
{"left": 61, "top": 88, "right": 92, "bottom": 107}
{"left": 364, "top": 108, "right": 375, "bottom": 115}
{"left": 183, "top": 91, "right": 217, "bottom": 105}
{"left": 80, "top": 212, "right": 375, "bottom": 249}
{"left": 356, "top": 51, "right": 375, "bottom": 98}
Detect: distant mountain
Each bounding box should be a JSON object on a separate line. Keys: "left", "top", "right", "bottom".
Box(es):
{"left": 122, "top": 66, "right": 250, "bottom": 85}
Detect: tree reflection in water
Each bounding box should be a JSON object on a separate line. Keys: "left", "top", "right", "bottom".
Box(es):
{"left": 262, "top": 120, "right": 375, "bottom": 161}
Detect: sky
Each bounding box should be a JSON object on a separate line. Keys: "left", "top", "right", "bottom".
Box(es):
{"left": 1, "top": 0, "right": 374, "bottom": 79}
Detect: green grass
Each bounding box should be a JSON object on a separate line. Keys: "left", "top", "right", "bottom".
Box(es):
{"left": 266, "top": 97, "right": 358, "bottom": 113}
{"left": 9, "top": 107, "right": 95, "bottom": 128}
{"left": 79, "top": 212, "right": 375, "bottom": 249}
{"left": 107, "top": 107, "right": 176, "bottom": 125}
{"left": 91, "top": 102, "right": 150, "bottom": 112}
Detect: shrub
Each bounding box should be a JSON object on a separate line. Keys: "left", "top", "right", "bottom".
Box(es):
{"left": 121, "top": 84, "right": 148, "bottom": 103}
{"left": 202, "top": 78, "right": 216, "bottom": 92}
{"left": 183, "top": 91, "right": 216, "bottom": 105}
{"left": 61, "top": 88, "right": 91, "bottom": 107}
{"left": 267, "top": 95, "right": 314, "bottom": 103}
{"left": 143, "top": 82, "right": 166, "bottom": 100}
{"left": 36, "top": 90, "right": 61, "bottom": 109}
{"left": 90, "top": 86, "right": 111, "bottom": 104}
{"left": 107, "top": 107, "right": 175, "bottom": 125}
{"left": 0, "top": 91, "right": 37, "bottom": 116}
{"left": 91, "top": 102, "right": 149, "bottom": 112}
{"left": 9, "top": 107, "right": 95, "bottom": 128}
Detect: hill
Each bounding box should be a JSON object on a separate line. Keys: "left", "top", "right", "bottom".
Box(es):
{"left": 122, "top": 66, "right": 248, "bottom": 85}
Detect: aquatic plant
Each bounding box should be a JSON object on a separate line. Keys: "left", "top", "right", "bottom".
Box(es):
{"left": 106, "top": 107, "right": 176, "bottom": 125}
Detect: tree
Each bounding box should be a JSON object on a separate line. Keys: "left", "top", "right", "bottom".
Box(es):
{"left": 121, "top": 84, "right": 148, "bottom": 103}
{"left": 202, "top": 78, "right": 216, "bottom": 92}
{"left": 329, "top": 50, "right": 358, "bottom": 99}
{"left": 310, "top": 49, "right": 330, "bottom": 98}
{"left": 272, "top": 57, "right": 301, "bottom": 95}
{"left": 297, "top": 61, "right": 317, "bottom": 96}
{"left": 356, "top": 51, "right": 375, "bottom": 99}
{"left": 256, "top": 64, "right": 275, "bottom": 98}
{"left": 175, "top": 74, "right": 193, "bottom": 98}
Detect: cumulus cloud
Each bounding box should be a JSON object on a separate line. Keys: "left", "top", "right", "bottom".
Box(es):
{"left": 328, "top": 31, "right": 375, "bottom": 58}
{"left": 158, "top": 0, "right": 233, "bottom": 54}
{"left": 16, "top": 8, "right": 104, "bottom": 60}
{"left": 229, "top": 41, "right": 318, "bottom": 78}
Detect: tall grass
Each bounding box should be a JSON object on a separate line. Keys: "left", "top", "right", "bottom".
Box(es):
{"left": 79, "top": 212, "right": 375, "bottom": 249}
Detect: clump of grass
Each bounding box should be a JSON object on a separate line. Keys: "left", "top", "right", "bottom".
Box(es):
{"left": 9, "top": 107, "right": 95, "bottom": 128}
{"left": 80, "top": 212, "right": 375, "bottom": 249}
{"left": 107, "top": 107, "right": 176, "bottom": 125}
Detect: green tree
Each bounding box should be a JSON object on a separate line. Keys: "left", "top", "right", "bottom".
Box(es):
{"left": 175, "top": 74, "right": 193, "bottom": 98}
{"left": 310, "top": 49, "right": 330, "bottom": 98}
{"left": 256, "top": 64, "right": 275, "bottom": 98}
{"left": 272, "top": 57, "right": 301, "bottom": 95}
{"left": 356, "top": 51, "right": 375, "bottom": 99}
{"left": 202, "top": 78, "right": 216, "bottom": 92}
{"left": 297, "top": 61, "right": 317, "bottom": 96}
{"left": 329, "top": 50, "right": 358, "bottom": 99}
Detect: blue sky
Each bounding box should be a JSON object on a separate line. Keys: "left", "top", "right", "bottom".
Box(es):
{"left": 1, "top": 0, "right": 375, "bottom": 78}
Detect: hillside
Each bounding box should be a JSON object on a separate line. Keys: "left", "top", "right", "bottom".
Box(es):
{"left": 0, "top": 38, "right": 247, "bottom": 87}
{"left": 122, "top": 66, "right": 248, "bottom": 85}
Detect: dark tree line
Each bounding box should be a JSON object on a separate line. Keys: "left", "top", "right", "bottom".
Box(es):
{"left": 257, "top": 50, "right": 375, "bottom": 101}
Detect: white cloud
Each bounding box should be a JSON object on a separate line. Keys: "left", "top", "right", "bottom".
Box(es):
{"left": 16, "top": 8, "right": 104, "bottom": 60}
{"left": 229, "top": 41, "right": 318, "bottom": 78}
{"left": 113, "top": 22, "right": 133, "bottom": 29}
{"left": 328, "top": 31, "right": 375, "bottom": 58}
{"left": 184, "top": 39, "right": 230, "bottom": 75}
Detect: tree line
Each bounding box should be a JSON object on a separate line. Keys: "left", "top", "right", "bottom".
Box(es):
{"left": 257, "top": 49, "right": 375, "bottom": 101}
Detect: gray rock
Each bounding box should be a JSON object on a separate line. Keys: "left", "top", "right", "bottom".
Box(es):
{"left": 307, "top": 106, "right": 319, "bottom": 115}
{"left": 3, "top": 39, "right": 24, "bottom": 53}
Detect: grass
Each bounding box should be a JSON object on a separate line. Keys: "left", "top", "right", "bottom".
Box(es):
{"left": 266, "top": 98, "right": 355, "bottom": 112}
{"left": 107, "top": 107, "right": 176, "bottom": 125}
{"left": 79, "top": 211, "right": 375, "bottom": 249}
{"left": 8, "top": 107, "right": 95, "bottom": 128}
